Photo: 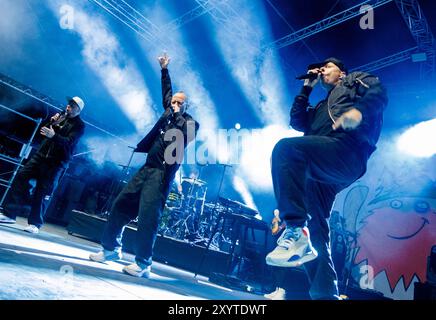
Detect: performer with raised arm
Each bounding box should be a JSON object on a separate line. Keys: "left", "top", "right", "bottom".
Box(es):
{"left": 89, "top": 54, "right": 199, "bottom": 278}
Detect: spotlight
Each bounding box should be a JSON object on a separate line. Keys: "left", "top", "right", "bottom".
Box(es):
{"left": 235, "top": 123, "right": 241, "bottom": 130}
{"left": 397, "top": 119, "right": 436, "bottom": 157}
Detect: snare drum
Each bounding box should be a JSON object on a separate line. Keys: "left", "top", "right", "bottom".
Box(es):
{"left": 166, "top": 192, "right": 182, "bottom": 209}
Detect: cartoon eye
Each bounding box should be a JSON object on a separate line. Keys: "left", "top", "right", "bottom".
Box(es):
{"left": 414, "top": 200, "right": 430, "bottom": 214}
{"left": 390, "top": 200, "right": 402, "bottom": 209}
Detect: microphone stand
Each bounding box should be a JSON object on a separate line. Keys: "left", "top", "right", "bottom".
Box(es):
{"left": 342, "top": 230, "right": 359, "bottom": 297}
{"left": 100, "top": 146, "right": 136, "bottom": 217}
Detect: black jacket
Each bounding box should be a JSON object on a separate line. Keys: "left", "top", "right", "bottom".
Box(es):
{"left": 37, "top": 115, "right": 85, "bottom": 166}
{"left": 135, "top": 68, "right": 199, "bottom": 155}
{"left": 291, "top": 71, "right": 388, "bottom": 149}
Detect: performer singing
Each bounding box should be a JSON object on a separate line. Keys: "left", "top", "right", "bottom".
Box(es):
{"left": 89, "top": 54, "right": 199, "bottom": 278}
{"left": 0, "top": 97, "right": 86, "bottom": 233}
{"left": 266, "top": 58, "right": 388, "bottom": 299}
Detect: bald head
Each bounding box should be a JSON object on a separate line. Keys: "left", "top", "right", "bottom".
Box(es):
{"left": 171, "top": 92, "right": 188, "bottom": 113}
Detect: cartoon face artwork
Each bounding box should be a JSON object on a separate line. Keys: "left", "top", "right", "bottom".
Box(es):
{"left": 355, "top": 190, "right": 436, "bottom": 296}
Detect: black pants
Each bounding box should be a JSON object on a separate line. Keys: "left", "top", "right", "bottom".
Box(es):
{"left": 271, "top": 135, "right": 368, "bottom": 299}
{"left": 101, "top": 165, "right": 170, "bottom": 267}
{"left": 4, "top": 153, "right": 65, "bottom": 228}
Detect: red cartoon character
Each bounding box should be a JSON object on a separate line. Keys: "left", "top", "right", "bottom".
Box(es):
{"left": 352, "top": 180, "right": 436, "bottom": 299}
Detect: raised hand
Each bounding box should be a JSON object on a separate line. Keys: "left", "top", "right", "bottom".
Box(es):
{"left": 158, "top": 52, "right": 170, "bottom": 69}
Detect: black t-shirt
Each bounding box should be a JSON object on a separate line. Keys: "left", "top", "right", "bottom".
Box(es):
{"left": 306, "top": 99, "right": 335, "bottom": 137}
{"left": 306, "top": 95, "right": 361, "bottom": 145}
{"left": 145, "top": 113, "right": 180, "bottom": 172}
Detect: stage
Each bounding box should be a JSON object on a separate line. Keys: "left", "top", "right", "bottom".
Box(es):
{"left": 1, "top": 0, "right": 435, "bottom": 303}
{"left": 0, "top": 217, "right": 263, "bottom": 300}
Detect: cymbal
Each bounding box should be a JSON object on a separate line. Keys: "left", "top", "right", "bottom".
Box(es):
{"left": 181, "top": 177, "right": 207, "bottom": 185}
{"left": 204, "top": 202, "right": 219, "bottom": 208}
{"left": 204, "top": 202, "right": 227, "bottom": 211}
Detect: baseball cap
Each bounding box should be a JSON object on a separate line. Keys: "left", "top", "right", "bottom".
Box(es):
{"left": 308, "top": 57, "right": 348, "bottom": 73}
{"left": 66, "top": 96, "right": 85, "bottom": 111}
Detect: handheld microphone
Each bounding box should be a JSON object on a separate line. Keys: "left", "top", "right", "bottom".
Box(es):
{"left": 50, "top": 110, "right": 67, "bottom": 124}
{"left": 295, "top": 72, "right": 320, "bottom": 80}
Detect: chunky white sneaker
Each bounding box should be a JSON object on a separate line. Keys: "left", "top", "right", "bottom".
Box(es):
{"left": 264, "top": 287, "right": 286, "bottom": 300}
{"left": 0, "top": 214, "right": 16, "bottom": 224}
{"left": 122, "top": 263, "right": 151, "bottom": 278}
{"left": 89, "top": 249, "right": 122, "bottom": 263}
{"left": 266, "top": 226, "right": 317, "bottom": 267}
{"left": 24, "top": 224, "right": 39, "bottom": 234}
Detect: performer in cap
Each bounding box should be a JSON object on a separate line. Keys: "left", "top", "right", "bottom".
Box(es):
{"left": 0, "top": 96, "right": 86, "bottom": 233}
{"left": 267, "top": 57, "right": 388, "bottom": 299}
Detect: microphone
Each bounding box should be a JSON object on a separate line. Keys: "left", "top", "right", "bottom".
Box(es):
{"left": 50, "top": 110, "right": 67, "bottom": 124}
{"left": 296, "top": 72, "right": 320, "bottom": 80}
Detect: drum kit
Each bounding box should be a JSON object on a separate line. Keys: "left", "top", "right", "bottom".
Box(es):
{"left": 159, "top": 174, "right": 262, "bottom": 252}
{"left": 159, "top": 176, "right": 211, "bottom": 241}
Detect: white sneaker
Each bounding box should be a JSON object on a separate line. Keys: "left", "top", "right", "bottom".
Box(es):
{"left": 122, "top": 263, "right": 151, "bottom": 278}
{"left": 24, "top": 224, "right": 39, "bottom": 234}
{"left": 89, "top": 249, "right": 122, "bottom": 263}
{"left": 0, "top": 214, "right": 16, "bottom": 224}
{"left": 266, "top": 226, "right": 317, "bottom": 267}
{"left": 264, "top": 287, "right": 286, "bottom": 300}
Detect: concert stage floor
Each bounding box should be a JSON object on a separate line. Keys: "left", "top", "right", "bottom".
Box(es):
{"left": 0, "top": 218, "right": 263, "bottom": 300}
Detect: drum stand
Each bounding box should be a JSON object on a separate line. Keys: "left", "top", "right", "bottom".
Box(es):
{"left": 171, "top": 191, "right": 207, "bottom": 241}
{"left": 170, "top": 211, "right": 196, "bottom": 240}
{"left": 172, "top": 166, "right": 208, "bottom": 241}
